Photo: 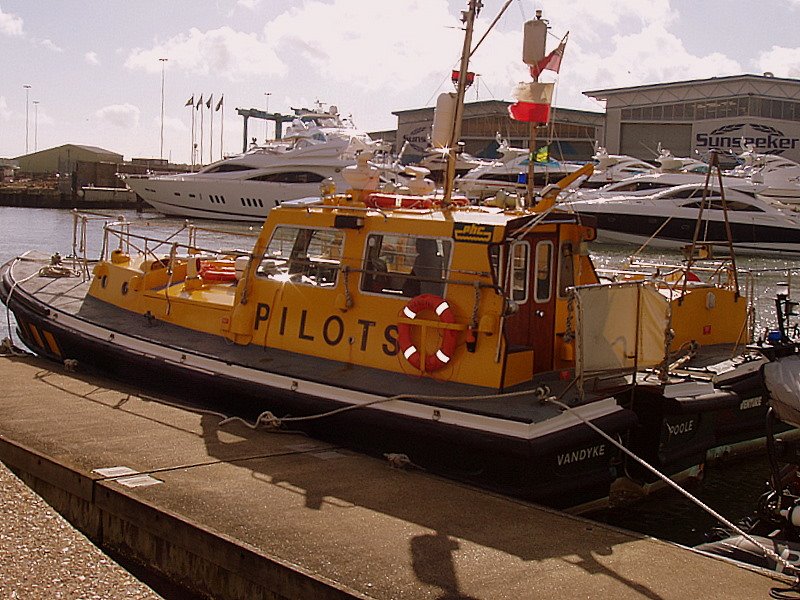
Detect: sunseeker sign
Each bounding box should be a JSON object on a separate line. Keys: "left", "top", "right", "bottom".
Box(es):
{"left": 695, "top": 123, "right": 800, "bottom": 154}
{"left": 402, "top": 126, "right": 430, "bottom": 153}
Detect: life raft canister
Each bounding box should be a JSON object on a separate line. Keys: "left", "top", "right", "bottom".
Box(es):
{"left": 199, "top": 260, "right": 237, "bottom": 282}
{"left": 365, "top": 193, "right": 470, "bottom": 210}
{"left": 397, "top": 293, "right": 458, "bottom": 372}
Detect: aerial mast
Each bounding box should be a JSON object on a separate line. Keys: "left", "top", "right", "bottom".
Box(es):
{"left": 443, "top": 0, "right": 483, "bottom": 204}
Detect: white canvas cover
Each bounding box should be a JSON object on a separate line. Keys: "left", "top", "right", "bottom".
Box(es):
{"left": 764, "top": 355, "right": 800, "bottom": 427}
{"left": 574, "top": 282, "right": 670, "bottom": 376}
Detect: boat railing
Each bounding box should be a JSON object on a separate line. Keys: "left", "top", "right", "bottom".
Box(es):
{"left": 67, "top": 210, "right": 259, "bottom": 281}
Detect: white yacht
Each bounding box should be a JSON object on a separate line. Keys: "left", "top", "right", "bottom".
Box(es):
{"left": 578, "top": 145, "right": 800, "bottom": 201}
{"left": 581, "top": 145, "right": 708, "bottom": 189}
{"left": 455, "top": 138, "right": 580, "bottom": 200}
{"left": 561, "top": 182, "right": 800, "bottom": 255}
{"left": 124, "top": 105, "right": 385, "bottom": 221}
{"left": 728, "top": 146, "right": 800, "bottom": 200}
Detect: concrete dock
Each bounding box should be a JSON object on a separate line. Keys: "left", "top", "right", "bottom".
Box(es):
{"left": 0, "top": 354, "right": 788, "bottom": 599}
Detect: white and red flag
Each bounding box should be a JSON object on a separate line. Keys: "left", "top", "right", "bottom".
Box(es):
{"left": 508, "top": 81, "right": 554, "bottom": 123}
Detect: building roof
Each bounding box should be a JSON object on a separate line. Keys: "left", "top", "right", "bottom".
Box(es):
{"left": 393, "top": 99, "right": 603, "bottom": 120}
{"left": 584, "top": 73, "right": 800, "bottom": 100}
{"left": 13, "top": 143, "right": 123, "bottom": 161}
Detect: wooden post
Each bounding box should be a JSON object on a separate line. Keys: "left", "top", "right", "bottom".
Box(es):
{"left": 527, "top": 121, "right": 536, "bottom": 206}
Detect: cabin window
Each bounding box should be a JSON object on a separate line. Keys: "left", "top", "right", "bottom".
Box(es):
{"left": 679, "top": 198, "right": 763, "bottom": 212}
{"left": 360, "top": 233, "right": 451, "bottom": 297}
{"left": 534, "top": 241, "right": 554, "bottom": 303}
{"left": 200, "top": 164, "right": 255, "bottom": 174}
{"left": 508, "top": 241, "right": 530, "bottom": 303}
{"left": 247, "top": 171, "right": 326, "bottom": 183}
{"left": 558, "top": 242, "right": 574, "bottom": 298}
{"left": 257, "top": 225, "right": 344, "bottom": 287}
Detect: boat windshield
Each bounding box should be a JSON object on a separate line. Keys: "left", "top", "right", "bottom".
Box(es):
{"left": 360, "top": 233, "right": 451, "bottom": 297}
{"left": 257, "top": 225, "right": 345, "bottom": 287}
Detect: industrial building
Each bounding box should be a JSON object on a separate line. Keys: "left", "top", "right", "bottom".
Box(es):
{"left": 392, "top": 99, "right": 605, "bottom": 163}
{"left": 585, "top": 74, "right": 800, "bottom": 163}
{"left": 14, "top": 144, "right": 123, "bottom": 175}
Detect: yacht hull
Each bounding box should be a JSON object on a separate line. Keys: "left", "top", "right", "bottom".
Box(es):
{"left": 125, "top": 173, "right": 343, "bottom": 221}
{"left": 576, "top": 210, "right": 800, "bottom": 255}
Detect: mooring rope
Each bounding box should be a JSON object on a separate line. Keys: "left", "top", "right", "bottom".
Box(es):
{"left": 544, "top": 389, "right": 800, "bottom": 580}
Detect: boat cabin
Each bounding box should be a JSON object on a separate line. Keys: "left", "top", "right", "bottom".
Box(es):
{"left": 89, "top": 195, "right": 600, "bottom": 392}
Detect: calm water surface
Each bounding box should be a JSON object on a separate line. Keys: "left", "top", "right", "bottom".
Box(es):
{"left": 0, "top": 205, "right": 797, "bottom": 547}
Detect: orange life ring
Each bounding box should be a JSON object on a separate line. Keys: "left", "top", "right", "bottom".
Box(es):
{"left": 397, "top": 293, "right": 458, "bottom": 372}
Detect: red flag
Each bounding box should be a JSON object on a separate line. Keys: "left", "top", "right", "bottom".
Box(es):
{"left": 508, "top": 102, "right": 550, "bottom": 123}
{"left": 508, "top": 82, "right": 554, "bottom": 123}
{"left": 530, "top": 32, "right": 568, "bottom": 79}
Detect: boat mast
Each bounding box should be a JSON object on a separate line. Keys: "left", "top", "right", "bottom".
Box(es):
{"left": 443, "top": 0, "right": 482, "bottom": 203}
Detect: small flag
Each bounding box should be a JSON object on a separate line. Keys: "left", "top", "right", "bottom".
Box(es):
{"left": 508, "top": 81, "right": 554, "bottom": 123}
{"left": 196, "top": 94, "right": 203, "bottom": 110}
{"left": 206, "top": 94, "right": 213, "bottom": 109}
{"left": 184, "top": 95, "right": 194, "bottom": 107}
{"left": 215, "top": 95, "right": 224, "bottom": 111}
{"left": 530, "top": 32, "right": 568, "bottom": 79}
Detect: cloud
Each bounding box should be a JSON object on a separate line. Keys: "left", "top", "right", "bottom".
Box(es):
{"left": 263, "top": 0, "right": 459, "bottom": 91}
{"left": 0, "top": 5, "right": 23, "bottom": 36}
{"left": 757, "top": 46, "right": 800, "bottom": 78}
{"left": 0, "top": 96, "right": 11, "bottom": 120}
{"left": 541, "top": 0, "right": 676, "bottom": 40}
{"left": 237, "top": 0, "right": 261, "bottom": 9}
{"left": 125, "top": 26, "right": 286, "bottom": 79}
{"left": 85, "top": 51, "right": 100, "bottom": 65}
{"left": 39, "top": 38, "right": 63, "bottom": 53}
{"left": 96, "top": 103, "right": 140, "bottom": 129}
{"left": 548, "top": 24, "right": 741, "bottom": 110}
{"left": 163, "top": 116, "right": 188, "bottom": 132}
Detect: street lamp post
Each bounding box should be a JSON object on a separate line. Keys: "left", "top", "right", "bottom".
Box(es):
{"left": 159, "top": 58, "right": 168, "bottom": 160}
{"left": 32, "top": 101, "right": 39, "bottom": 152}
{"left": 264, "top": 92, "right": 271, "bottom": 142}
{"left": 23, "top": 84, "right": 31, "bottom": 154}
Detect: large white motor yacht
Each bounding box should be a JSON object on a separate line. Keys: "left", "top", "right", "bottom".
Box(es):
{"left": 124, "top": 105, "right": 384, "bottom": 221}
{"left": 561, "top": 181, "right": 800, "bottom": 255}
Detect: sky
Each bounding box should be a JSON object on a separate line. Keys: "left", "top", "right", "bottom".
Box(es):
{"left": 2, "top": 0, "right": 800, "bottom": 165}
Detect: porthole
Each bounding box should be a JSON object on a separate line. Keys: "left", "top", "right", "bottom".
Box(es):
{"left": 100, "top": 274, "right": 108, "bottom": 288}
{"left": 121, "top": 281, "right": 129, "bottom": 295}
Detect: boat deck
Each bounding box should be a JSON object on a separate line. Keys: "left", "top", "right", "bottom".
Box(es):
{"left": 0, "top": 354, "right": 784, "bottom": 599}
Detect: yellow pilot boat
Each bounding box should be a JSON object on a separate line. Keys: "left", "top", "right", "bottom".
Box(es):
{"left": 0, "top": 155, "right": 644, "bottom": 512}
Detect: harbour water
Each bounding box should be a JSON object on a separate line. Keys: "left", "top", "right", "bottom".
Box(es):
{"left": 0, "top": 205, "right": 794, "bottom": 548}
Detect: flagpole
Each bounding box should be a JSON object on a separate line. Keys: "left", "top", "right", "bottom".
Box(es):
{"left": 209, "top": 97, "right": 214, "bottom": 164}
{"left": 219, "top": 97, "right": 224, "bottom": 160}
{"left": 527, "top": 122, "right": 536, "bottom": 206}
{"left": 200, "top": 100, "right": 205, "bottom": 166}
{"left": 190, "top": 99, "right": 195, "bottom": 170}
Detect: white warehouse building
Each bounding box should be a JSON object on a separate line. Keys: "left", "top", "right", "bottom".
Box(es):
{"left": 584, "top": 74, "right": 800, "bottom": 163}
